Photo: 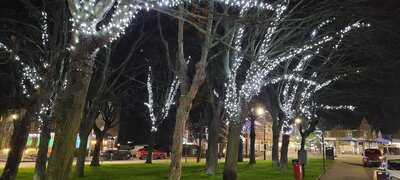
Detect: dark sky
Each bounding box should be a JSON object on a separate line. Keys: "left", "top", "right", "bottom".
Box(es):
{"left": 1, "top": 0, "right": 400, "bottom": 145}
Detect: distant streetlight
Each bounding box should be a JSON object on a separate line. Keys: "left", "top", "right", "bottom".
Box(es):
{"left": 295, "top": 117, "right": 302, "bottom": 125}
{"left": 11, "top": 114, "right": 18, "bottom": 120}
{"left": 91, "top": 140, "right": 97, "bottom": 146}
{"left": 255, "top": 107, "right": 265, "bottom": 117}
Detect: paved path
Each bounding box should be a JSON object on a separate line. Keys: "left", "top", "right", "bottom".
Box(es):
{"left": 320, "top": 154, "right": 376, "bottom": 180}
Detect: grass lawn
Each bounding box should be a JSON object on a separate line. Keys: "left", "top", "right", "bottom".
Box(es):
{"left": 10, "top": 159, "right": 330, "bottom": 180}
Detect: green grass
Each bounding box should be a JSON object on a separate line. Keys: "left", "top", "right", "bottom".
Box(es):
{"left": 8, "top": 159, "right": 330, "bottom": 180}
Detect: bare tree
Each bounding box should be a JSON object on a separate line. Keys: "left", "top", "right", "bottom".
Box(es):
{"left": 90, "top": 100, "right": 119, "bottom": 166}
{"left": 76, "top": 27, "right": 146, "bottom": 176}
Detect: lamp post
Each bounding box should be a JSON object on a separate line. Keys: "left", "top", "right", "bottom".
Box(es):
{"left": 254, "top": 107, "right": 266, "bottom": 161}
{"left": 295, "top": 117, "right": 307, "bottom": 178}
{"left": 263, "top": 123, "right": 266, "bottom": 160}
{"left": 295, "top": 117, "right": 302, "bottom": 125}
{"left": 249, "top": 106, "right": 265, "bottom": 164}
{"left": 321, "top": 130, "right": 326, "bottom": 174}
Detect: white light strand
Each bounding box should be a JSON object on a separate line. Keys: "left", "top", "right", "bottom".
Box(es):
{"left": 0, "top": 42, "right": 41, "bottom": 97}
{"left": 69, "top": 0, "right": 275, "bottom": 45}
{"left": 241, "top": 19, "right": 370, "bottom": 103}
{"left": 40, "top": 11, "right": 50, "bottom": 69}
{"left": 224, "top": 1, "right": 288, "bottom": 122}
{"left": 162, "top": 76, "right": 180, "bottom": 120}
{"left": 319, "top": 104, "right": 355, "bottom": 111}
{"left": 144, "top": 64, "right": 180, "bottom": 132}
{"left": 144, "top": 65, "right": 157, "bottom": 132}
{"left": 224, "top": 26, "right": 245, "bottom": 121}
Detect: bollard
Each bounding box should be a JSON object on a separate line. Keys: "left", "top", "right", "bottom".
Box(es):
{"left": 292, "top": 159, "right": 303, "bottom": 180}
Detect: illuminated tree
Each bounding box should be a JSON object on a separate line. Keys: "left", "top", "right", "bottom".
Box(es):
{"left": 0, "top": 5, "right": 68, "bottom": 179}
{"left": 144, "top": 63, "right": 179, "bottom": 163}
{"left": 222, "top": 0, "right": 370, "bottom": 178}
{"left": 45, "top": 1, "right": 145, "bottom": 179}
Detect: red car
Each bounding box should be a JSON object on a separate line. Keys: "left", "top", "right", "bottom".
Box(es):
{"left": 137, "top": 147, "right": 167, "bottom": 160}
{"left": 363, "top": 149, "right": 384, "bottom": 167}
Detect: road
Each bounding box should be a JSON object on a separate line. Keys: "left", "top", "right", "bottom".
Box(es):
{"left": 320, "top": 154, "right": 376, "bottom": 180}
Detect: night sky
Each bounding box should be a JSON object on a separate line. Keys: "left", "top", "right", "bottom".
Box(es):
{"left": 1, "top": 0, "right": 400, "bottom": 147}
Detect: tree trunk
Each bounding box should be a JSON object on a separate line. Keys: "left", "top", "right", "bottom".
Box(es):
{"left": 301, "top": 135, "right": 306, "bottom": 151}
{"left": 46, "top": 40, "right": 99, "bottom": 180}
{"left": 146, "top": 147, "right": 153, "bottom": 164}
{"left": 299, "top": 132, "right": 307, "bottom": 177}
{"left": 1, "top": 102, "right": 39, "bottom": 180}
{"left": 269, "top": 88, "right": 281, "bottom": 168}
{"left": 0, "top": 115, "right": 5, "bottom": 149}
{"left": 196, "top": 136, "right": 202, "bottom": 163}
{"left": 272, "top": 118, "right": 280, "bottom": 165}
{"left": 223, "top": 122, "right": 242, "bottom": 180}
{"left": 272, "top": 118, "right": 283, "bottom": 168}
{"left": 280, "top": 134, "right": 290, "bottom": 169}
{"left": 34, "top": 116, "right": 51, "bottom": 180}
{"left": 249, "top": 118, "right": 256, "bottom": 165}
{"left": 168, "top": 2, "right": 211, "bottom": 178}
{"left": 90, "top": 132, "right": 104, "bottom": 167}
{"left": 146, "top": 134, "right": 154, "bottom": 164}
{"left": 245, "top": 137, "right": 248, "bottom": 158}
{"left": 168, "top": 96, "right": 193, "bottom": 180}
{"left": 205, "top": 102, "right": 221, "bottom": 175}
{"left": 76, "top": 109, "right": 98, "bottom": 177}
{"left": 76, "top": 132, "right": 89, "bottom": 176}
{"left": 238, "top": 138, "right": 243, "bottom": 162}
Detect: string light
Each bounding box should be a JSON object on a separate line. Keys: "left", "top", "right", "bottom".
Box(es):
{"left": 0, "top": 42, "right": 41, "bottom": 97}
{"left": 224, "top": 4, "right": 369, "bottom": 126}
{"left": 144, "top": 64, "right": 179, "bottom": 132}
{"left": 319, "top": 104, "right": 355, "bottom": 111}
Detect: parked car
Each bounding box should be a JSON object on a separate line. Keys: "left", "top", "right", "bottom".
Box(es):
{"left": 101, "top": 150, "right": 133, "bottom": 160}
{"left": 376, "top": 155, "right": 400, "bottom": 180}
{"left": 136, "top": 147, "right": 167, "bottom": 160}
{"left": 362, "top": 149, "right": 383, "bottom": 167}
{"left": 130, "top": 145, "right": 146, "bottom": 158}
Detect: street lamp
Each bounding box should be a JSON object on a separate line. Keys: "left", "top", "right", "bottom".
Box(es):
{"left": 255, "top": 107, "right": 265, "bottom": 117}
{"left": 253, "top": 106, "right": 267, "bottom": 160}
{"left": 295, "top": 117, "right": 302, "bottom": 125}
{"left": 11, "top": 114, "right": 18, "bottom": 120}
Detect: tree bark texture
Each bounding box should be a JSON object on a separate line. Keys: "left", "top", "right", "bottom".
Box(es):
{"left": 168, "top": 2, "right": 212, "bottom": 179}
{"left": 238, "top": 139, "right": 244, "bottom": 162}
{"left": 46, "top": 39, "right": 99, "bottom": 180}
{"left": 146, "top": 134, "right": 154, "bottom": 164}
{"left": 196, "top": 136, "right": 202, "bottom": 163}
{"left": 268, "top": 88, "right": 281, "bottom": 167}
{"left": 34, "top": 116, "right": 51, "bottom": 180}
{"left": 223, "top": 122, "right": 242, "bottom": 180}
{"left": 205, "top": 100, "right": 222, "bottom": 175}
{"left": 91, "top": 130, "right": 104, "bottom": 167}
{"left": 280, "top": 134, "right": 290, "bottom": 169}
{"left": 0, "top": 115, "right": 5, "bottom": 149}
{"left": 76, "top": 132, "right": 89, "bottom": 176}
{"left": 1, "top": 101, "right": 40, "bottom": 180}
{"left": 249, "top": 118, "right": 256, "bottom": 165}
{"left": 300, "top": 134, "right": 306, "bottom": 151}
{"left": 146, "top": 147, "right": 153, "bottom": 164}
{"left": 76, "top": 109, "right": 98, "bottom": 177}
{"left": 168, "top": 96, "right": 194, "bottom": 180}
